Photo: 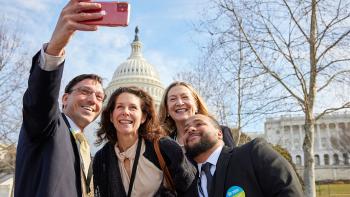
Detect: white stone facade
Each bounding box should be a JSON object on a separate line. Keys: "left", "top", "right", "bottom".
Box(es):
{"left": 105, "top": 27, "right": 164, "bottom": 108}
{"left": 264, "top": 112, "right": 350, "bottom": 181}
{"left": 0, "top": 173, "right": 13, "bottom": 197}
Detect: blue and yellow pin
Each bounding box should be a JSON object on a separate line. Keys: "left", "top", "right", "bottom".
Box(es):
{"left": 226, "top": 186, "right": 245, "bottom": 197}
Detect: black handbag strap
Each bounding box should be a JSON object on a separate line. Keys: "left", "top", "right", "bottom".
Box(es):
{"left": 127, "top": 135, "right": 142, "bottom": 197}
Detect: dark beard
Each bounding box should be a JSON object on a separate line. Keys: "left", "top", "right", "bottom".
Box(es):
{"left": 185, "top": 135, "right": 216, "bottom": 158}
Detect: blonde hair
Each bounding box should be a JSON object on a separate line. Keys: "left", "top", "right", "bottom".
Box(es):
{"left": 158, "top": 81, "right": 210, "bottom": 134}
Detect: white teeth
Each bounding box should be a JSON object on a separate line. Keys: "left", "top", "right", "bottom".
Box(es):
{"left": 119, "top": 120, "right": 132, "bottom": 124}
{"left": 175, "top": 109, "right": 187, "bottom": 113}
{"left": 82, "top": 106, "right": 94, "bottom": 112}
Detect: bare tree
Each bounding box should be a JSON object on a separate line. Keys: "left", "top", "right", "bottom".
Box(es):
{"left": 177, "top": 2, "right": 300, "bottom": 146}
{"left": 193, "top": 0, "right": 350, "bottom": 196}
{"left": 0, "top": 17, "right": 29, "bottom": 172}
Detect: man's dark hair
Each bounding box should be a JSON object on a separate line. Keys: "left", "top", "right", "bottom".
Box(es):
{"left": 206, "top": 115, "right": 221, "bottom": 131}
{"left": 64, "top": 74, "right": 103, "bottom": 93}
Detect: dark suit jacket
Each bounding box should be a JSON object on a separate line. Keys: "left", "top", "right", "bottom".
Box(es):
{"left": 184, "top": 138, "right": 303, "bottom": 197}
{"left": 93, "top": 137, "right": 196, "bottom": 197}
{"left": 15, "top": 52, "right": 82, "bottom": 197}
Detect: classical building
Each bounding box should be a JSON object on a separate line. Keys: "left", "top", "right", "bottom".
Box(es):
{"left": 0, "top": 173, "right": 13, "bottom": 197}
{"left": 0, "top": 144, "right": 15, "bottom": 197}
{"left": 264, "top": 112, "right": 350, "bottom": 181}
{"left": 105, "top": 27, "right": 165, "bottom": 108}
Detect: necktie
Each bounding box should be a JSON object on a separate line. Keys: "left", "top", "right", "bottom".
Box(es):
{"left": 202, "top": 162, "right": 213, "bottom": 196}
{"left": 74, "top": 132, "right": 91, "bottom": 177}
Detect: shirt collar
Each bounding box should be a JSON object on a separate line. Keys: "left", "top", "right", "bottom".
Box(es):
{"left": 198, "top": 144, "right": 224, "bottom": 173}
{"left": 65, "top": 115, "right": 82, "bottom": 135}
{"left": 115, "top": 138, "right": 141, "bottom": 161}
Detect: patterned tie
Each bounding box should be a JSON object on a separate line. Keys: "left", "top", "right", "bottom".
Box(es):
{"left": 202, "top": 162, "right": 213, "bottom": 196}
{"left": 74, "top": 132, "right": 91, "bottom": 177}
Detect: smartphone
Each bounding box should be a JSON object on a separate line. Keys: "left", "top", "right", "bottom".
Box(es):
{"left": 82, "top": 2, "right": 130, "bottom": 27}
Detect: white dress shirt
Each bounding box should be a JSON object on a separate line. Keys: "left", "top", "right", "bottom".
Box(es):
{"left": 197, "top": 145, "right": 224, "bottom": 197}
{"left": 39, "top": 43, "right": 65, "bottom": 71}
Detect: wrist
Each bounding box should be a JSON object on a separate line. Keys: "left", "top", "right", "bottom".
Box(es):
{"left": 46, "top": 42, "right": 65, "bottom": 56}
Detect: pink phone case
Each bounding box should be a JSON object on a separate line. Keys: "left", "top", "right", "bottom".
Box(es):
{"left": 82, "top": 2, "right": 130, "bottom": 27}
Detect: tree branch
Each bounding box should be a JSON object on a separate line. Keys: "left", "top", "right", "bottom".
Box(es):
{"left": 315, "top": 102, "right": 350, "bottom": 120}
{"left": 317, "top": 70, "right": 350, "bottom": 92}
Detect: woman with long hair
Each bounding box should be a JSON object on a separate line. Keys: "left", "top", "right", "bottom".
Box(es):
{"left": 159, "top": 81, "right": 234, "bottom": 149}
{"left": 93, "top": 86, "right": 195, "bottom": 197}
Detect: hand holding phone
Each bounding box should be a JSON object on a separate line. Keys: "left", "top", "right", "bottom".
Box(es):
{"left": 81, "top": 2, "right": 130, "bottom": 27}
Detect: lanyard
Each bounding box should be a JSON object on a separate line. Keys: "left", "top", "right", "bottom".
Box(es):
{"left": 62, "top": 113, "right": 92, "bottom": 193}
{"left": 127, "top": 135, "right": 142, "bottom": 197}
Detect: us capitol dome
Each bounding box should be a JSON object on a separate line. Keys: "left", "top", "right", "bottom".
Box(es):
{"left": 105, "top": 27, "right": 165, "bottom": 108}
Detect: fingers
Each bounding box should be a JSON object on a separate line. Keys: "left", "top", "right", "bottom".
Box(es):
{"left": 46, "top": 1, "right": 102, "bottom": 56}
{"left": 63, "top": 19, "right": 98, "bottom": 32}
{"left": 71, "top": 12, "right": 103, "bottom": 23}
{"left": 65, "top": 1, "right": 102, "bottom": 14}
{"left": 61, "top": 1, "right": 103, "bottom": 28}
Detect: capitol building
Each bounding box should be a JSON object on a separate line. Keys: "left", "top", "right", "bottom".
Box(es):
{"left": 105, "top": 27, "right": 165, "bottom": 108}
{"left": 264, "top": 112, "right": 350, "bottom": 181}
{"left": 87, "top": 27, "right": 165, "bottom": 154}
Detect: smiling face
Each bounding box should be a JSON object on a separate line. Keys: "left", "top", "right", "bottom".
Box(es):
{"left": 110, "top": 92, "right": 146, "bottom": 138}
{"left": 62, "top": 79, "right": 104, "bottom": 130}
{"left": 183, "top": 114, "right": 223, "bottom": 158}
{"left": 166, "top": 85, "right": 198, "bottom": 124}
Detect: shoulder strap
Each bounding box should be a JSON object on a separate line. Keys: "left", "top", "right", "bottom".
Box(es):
{"left": 153, "top": 137, "right": 175, "bottom": 191}
{"left": 127, "top": 136, "right": 142, "bottom": 197}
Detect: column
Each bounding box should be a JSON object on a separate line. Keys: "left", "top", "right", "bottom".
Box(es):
{"left": 299, "top": 124, "right": 303, "bottom": 165}
{"left": 326, "top": 123, "right": 332, "bottom": 164}
{"left": 316, "top": 124, "right": 321, "bottom": 150}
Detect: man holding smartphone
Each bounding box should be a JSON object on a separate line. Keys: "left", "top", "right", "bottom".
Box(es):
{"left": 15, "top": 1, "right": 105, "bottom": 197}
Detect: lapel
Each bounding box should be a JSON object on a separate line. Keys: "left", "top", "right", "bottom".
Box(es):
{"left": 62, "top": 113, "right": 84, "bottom": 196}
{"left": 108, "top": 143, "right": 127, "bottom": 197}
{"left": 63, "top": 113, "right": 95, "bottom": 195}
{"left": 187, "top": 171, "right": 200, "bottom": 197}
{"left": 212, "top": 146, "right": 232, "bottom": 197}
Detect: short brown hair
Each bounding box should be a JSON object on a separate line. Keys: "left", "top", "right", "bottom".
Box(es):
{"left": 96, "top": 86, "right": 165, "bottom": 145}
{"left": 64, "top": 74, "right": 103, "bottom": 93}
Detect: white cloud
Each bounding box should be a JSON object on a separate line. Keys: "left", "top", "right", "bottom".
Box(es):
{"left": 59, "top": 28, "right": 134, "bottom": 88}
{"left": 16, "top": 0, "right": 48, "bottom": 11}
{"left": 144, "top": 50, "right": 191, "bottom": 86}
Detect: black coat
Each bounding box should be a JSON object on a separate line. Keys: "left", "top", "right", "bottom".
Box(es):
{"left": 183, "top": 138, "right": 303, "bottom": 197}
{"left": 15, "top": 52, "right": 83, "bottom": 197}
{"left": 93, "top": 137, "right": 196, "bottom": 197}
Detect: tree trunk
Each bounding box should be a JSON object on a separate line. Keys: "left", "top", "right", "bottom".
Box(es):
{"left": 303, "top": 0, "right": 317, "bottom": 196}
{"left": 303, "top": 112, "right": 316, "bottom": 197}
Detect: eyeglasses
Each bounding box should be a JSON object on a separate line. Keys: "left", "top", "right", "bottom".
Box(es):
{"left": 69, "top": 86, "right": 105, "bottom": 102}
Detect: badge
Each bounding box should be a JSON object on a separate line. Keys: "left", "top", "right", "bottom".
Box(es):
{"left": 226, "top": 186, "right": 245, "bottom": 197}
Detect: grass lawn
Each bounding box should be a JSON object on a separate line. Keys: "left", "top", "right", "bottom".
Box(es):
{"left": 316, "top": 184, "right": 350, "bottom": 197}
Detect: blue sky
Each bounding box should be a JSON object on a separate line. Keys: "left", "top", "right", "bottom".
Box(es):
{"left": 2, "top": 0, "right": 213, "bottom": 149}
{"left": 3, "top": 1, "right": 349, "bottom": 149}
{"left": 2, "top": 0, "right": 209, "bottom": 87}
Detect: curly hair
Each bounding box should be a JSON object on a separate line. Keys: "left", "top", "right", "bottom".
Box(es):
{"left": 158, "top": 81, "right": 210, "bottom": 135}
{"left": 95, "top": 86, "right": 165, "bottom": 146}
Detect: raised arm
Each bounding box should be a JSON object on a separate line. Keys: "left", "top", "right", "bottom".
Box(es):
{"left": 22, "top": 0, "right": 103, "bottom": 139}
